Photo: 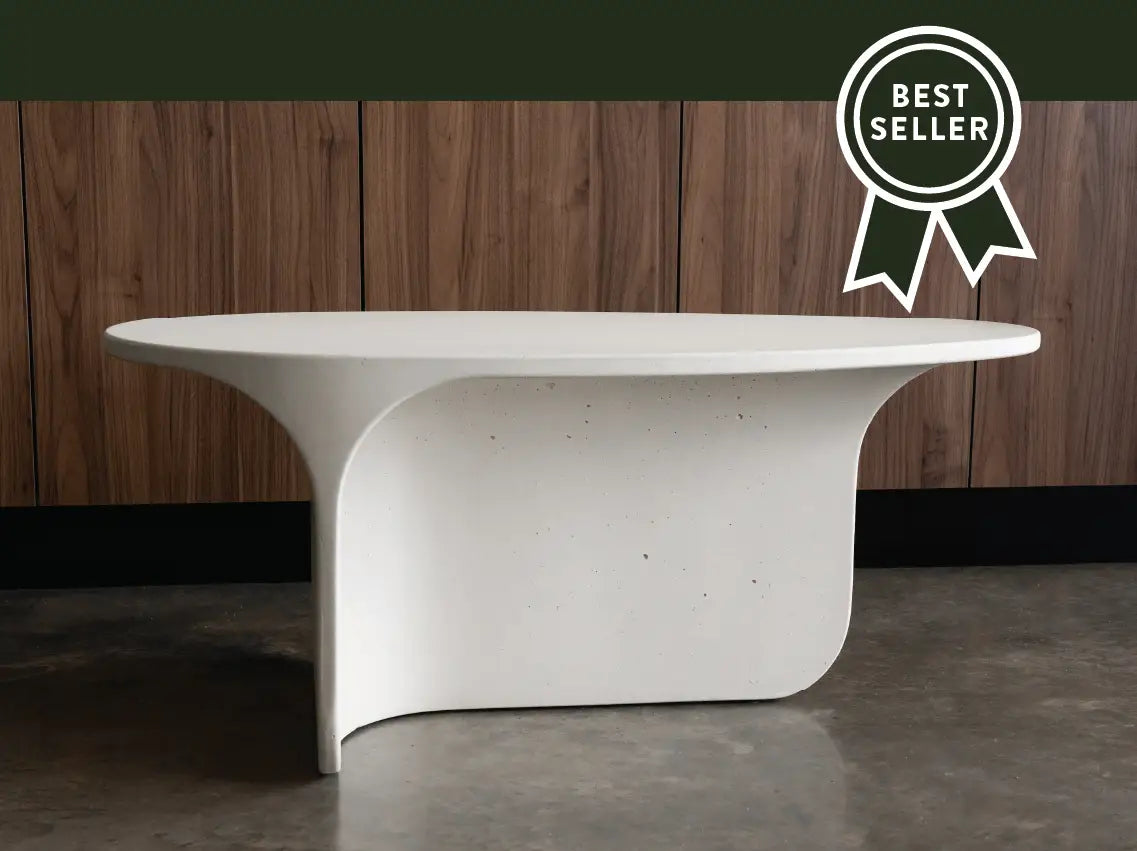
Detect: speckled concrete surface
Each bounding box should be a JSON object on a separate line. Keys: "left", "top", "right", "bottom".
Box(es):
{"left": 1, "top": 566, "right": 1135, "bottom": 850}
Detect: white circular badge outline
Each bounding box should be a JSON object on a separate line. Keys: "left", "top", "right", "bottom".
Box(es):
{"left": 853, "top": 43, "right": 1004, "bottom": 196}
{"left": 837, "top": 26, "right": 1022, "bottom": 212}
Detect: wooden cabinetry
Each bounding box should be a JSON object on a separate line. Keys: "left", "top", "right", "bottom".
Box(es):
{"left": 973, "top": 102, "right": 1137, "bottom": 486}
{"left": 680, "top": 102, "right": 977, "bottom": 488}
{"left": 5, "top": 100, "right": 1134, "bottom": 503}
{"left": 22, "top": 102, "right": 359, "bottom": 504}
{"left": 0, "top": 103, "right": 35, "bottom": 506}
{"left": 363, "top": 101, "right": 679, "bottom": 312}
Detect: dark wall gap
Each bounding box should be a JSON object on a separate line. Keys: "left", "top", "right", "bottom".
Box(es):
{"left": 966, "top": 273, "right": 984, "bottom": 487}
{"left": 674, "top": 100, "right": 685, "bottom": 314}
{"left": 357, "top": 100, "right": 366, "bottom": 312}
{"left": 15, "top": 101, "right": 40, "bottom": 506}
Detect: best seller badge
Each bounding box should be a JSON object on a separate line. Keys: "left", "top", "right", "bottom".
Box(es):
{"left": 836, "top": 26, "right": 1034, "bottom": 311}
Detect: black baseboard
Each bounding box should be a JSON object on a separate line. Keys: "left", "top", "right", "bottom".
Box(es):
{"left": 0, "top": 500, "right": 312, "bottom": 589}
{"left": 854, "top": 485, "right": 1137, "bottom": 568}
{"left": 2, "top": 486, "right": 1135, "bottom": 589}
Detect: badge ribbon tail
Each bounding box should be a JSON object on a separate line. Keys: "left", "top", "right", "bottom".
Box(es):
{"left": 938, "top": 182, "right": 1035, "bottom": 286}
{"left": 844, "top": 193, "right": 938, "bottom": 312}
{"left": 845, "top": 183, "right": 1034, "bottom": 311}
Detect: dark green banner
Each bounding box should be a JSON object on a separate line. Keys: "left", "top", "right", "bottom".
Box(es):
{"left": 0, "top": 0, "right": 1134, "bottom": 99}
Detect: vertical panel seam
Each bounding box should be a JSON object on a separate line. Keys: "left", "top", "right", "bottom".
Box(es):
{"left": 16, "top": 102, "right": 41, "bottom": 506}
{"left": 357, "top": 101, "right": 366, "bottom": 312}
{"left": 967, "top": 276, "right": 982, "bottom": 487}
{"left": 674, "top": 101, "right": 685, "bottom": 314}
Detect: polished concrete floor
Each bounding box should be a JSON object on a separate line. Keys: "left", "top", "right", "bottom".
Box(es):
{"left": 1, "top": 565, "right": 1135, "bottom": 850}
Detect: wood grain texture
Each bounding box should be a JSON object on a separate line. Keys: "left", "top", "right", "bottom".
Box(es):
{"left": 363, "top": 101, "right": 678, "bottom": 311}
{"left": 973, "top": 102, "right": 1137, "bottom": 486}
{"left": 23, "top": 102, "right": 360, "bottom": 505}
{"left": 0, "top": 103, "right": 35, "bottom": 506}
{"left": 680, "top": 102, "right": 977, "bottom": 489}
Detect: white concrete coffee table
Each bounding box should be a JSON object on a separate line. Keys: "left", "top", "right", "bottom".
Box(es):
{"left": 105, "top": 311, "right": 1039, "bottom": 773}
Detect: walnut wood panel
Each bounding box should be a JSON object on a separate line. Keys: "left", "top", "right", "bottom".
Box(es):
{"left": 681, "top": 102, "right": 977, "bottom": 489}
{"left": 974, "top": 102, "right": 1137, "bottom": 486}
{"left": 23, "top": 102, "right": 360, "bottom": 505}
{"left": 363, "top": 101, "right": 678, "bottom": 311}
{"left": 0, "top": 103, "right": 35, "bottom": 506}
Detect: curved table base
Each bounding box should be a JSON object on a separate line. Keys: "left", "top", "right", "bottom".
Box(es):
{"left": 310, "top": 368, "right": 919, "bottom": 773}
{"left": 104, "top": 312, "right": 1039, "bottom": 775}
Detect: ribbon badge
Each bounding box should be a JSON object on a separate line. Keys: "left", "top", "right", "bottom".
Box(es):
{"left": 836, "top": 26, "right": 1034, "bottom": 311}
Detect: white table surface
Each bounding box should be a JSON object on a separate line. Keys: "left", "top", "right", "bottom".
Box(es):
{"left": 105, "top": 311, "right": 1040, "bottom": 372}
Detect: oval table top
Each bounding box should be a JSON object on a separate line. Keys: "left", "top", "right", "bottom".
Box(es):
{"left": 105, "top": 311, "right": 1040, "bottom": 375}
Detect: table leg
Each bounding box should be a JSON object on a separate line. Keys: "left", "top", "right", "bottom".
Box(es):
{"left": 194, "top": 356, "right": 448, "bottom": 775}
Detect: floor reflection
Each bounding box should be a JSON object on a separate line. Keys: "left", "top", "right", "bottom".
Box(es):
{"left": 8, "top": 567, "right": 1137, "bottom": 849}
{"left": 0, "top": 584, "right": 850, "bottom": 850}
{"left": 336, "top": 703, "right": 849, "bottom": 850}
